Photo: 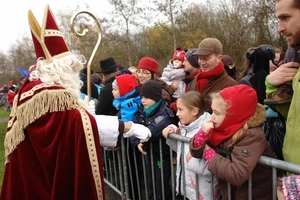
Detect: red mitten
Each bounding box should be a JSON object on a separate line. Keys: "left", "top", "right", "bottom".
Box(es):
{"left": 193, "top": 128, "right": 209, "bottom": 148}
{"left": 203, "top": 147, "right": 216, "bottom": 164}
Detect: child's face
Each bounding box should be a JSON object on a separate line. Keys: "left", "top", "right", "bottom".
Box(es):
{"left": 176, "top": 99, "right": 198, "bottom": 125}
{"left": 173, "top": 59, "right": 183, "bottom": 68}
{"left": 210, "top": 98, "right": 226, "bottom": 128}
{"left": 141, "top": 96, "right": 156, "bottom": 108}
{"left": 269, "top": 52, "right": 280, "bottom": 72}
{"left": 277, "top": 189, "right": 284, "bottom": 200}
{"left": 129, "top": 68, "right": 137, "bottom": 77}
{"left": 112, "top": 86, "right": 120, "bottom": 99}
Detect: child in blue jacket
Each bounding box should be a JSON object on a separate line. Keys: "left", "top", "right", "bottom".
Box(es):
{"left": 112, "top": 74, "right": 141, "bottom": 122}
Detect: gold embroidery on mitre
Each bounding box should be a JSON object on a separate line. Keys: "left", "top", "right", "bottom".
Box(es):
{"left": 28, "top": 5, "right": 71, "bottom": 62}
{"left": 45, "top": 29, "right": 63, "bottom": 37}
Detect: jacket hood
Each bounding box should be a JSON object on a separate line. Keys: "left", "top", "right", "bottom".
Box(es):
{"left": 247, "top": 103, "right": 266, "bottom": 128}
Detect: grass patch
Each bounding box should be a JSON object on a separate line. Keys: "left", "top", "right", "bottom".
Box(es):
{"left": 0, "top": 108, "right": 10, "bottom": 119}
{"left": 0, "top": 122, "right": 7, "bottom": 189}
{"left": 0, "top": 108, "right": 9, "bottom": 190}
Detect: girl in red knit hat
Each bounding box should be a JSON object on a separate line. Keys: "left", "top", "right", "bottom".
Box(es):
{"left": 189, "top": 84, "right": 277, "bottom": 200}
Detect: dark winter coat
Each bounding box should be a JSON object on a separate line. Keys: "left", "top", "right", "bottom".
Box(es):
{"left": 80, "top": 72, "right": 99, "bottom": 100}
{"left": 130, "top": 100, "right": 175, "bottom": 160}
{"left": 154, "top": 78, "right": 175, "bottom": 104}
{"left": 95, "top": 71, "right": 121, "bottom": 115}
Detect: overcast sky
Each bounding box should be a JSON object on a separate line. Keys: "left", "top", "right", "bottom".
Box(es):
{"left": 0, "top": 1, "right": 111, "bottom": 52}
{"left": 0, "top": 0, "right": 199, "bottom": 52}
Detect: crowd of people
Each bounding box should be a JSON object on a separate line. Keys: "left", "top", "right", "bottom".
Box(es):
{"left": 1, "top": 0, "right": 300, "bottom": 199}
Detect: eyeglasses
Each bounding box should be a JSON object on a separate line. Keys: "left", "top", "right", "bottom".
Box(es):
{"left": 137, "top": 70, "right": 151, "bottom": 75}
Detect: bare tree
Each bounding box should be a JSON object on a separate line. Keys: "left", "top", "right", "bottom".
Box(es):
{"left": 151, "top": 0, "right": 187, "bottom": 51}
{"left": 107, "top": 0, "right": 146, "bottom": 67}
{"left": 177, "top": 0, "right": 283, "bottom": 76}
{"left": 0, "top": 0, "right": 288, "bottom": 80}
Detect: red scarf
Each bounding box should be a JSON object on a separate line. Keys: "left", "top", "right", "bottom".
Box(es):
{"left": 182, "top": 68, "right": 200, "bottom": 92}
{"left": 209, "top": 85, "right": 258, "bottom": 146}
{"left": 195, "top": 62, "right": 224, "bottom": 92}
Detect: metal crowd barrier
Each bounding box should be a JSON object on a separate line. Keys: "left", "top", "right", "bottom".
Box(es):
{"left": 102, "top": 133, "right": 300, "bottom": 200}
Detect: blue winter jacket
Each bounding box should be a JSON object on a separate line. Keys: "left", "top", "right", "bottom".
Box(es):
{"left": 113, "top": 88, "right": 141, "bottom": 122}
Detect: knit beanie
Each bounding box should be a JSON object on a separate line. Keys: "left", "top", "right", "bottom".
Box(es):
{"left": 185, "top": 48, "right": 200, "bottom": 68}
{"left": 138, "top": 57, "right": 159, "bottom": 74}
{"left": 220, "top": 84, "right": 257, "bottom": 119}
{"left": 172, "top": 49, "right": 186, "bottom": 62}
{"left": 114, "top": 74, "right": 137, "bottom": 97}
{"left": 209, "top": 84, "right": 258, "bottom": 146}
{"left": 282, "top": 174, "right": 300, "bottom": 199}
{"left": 140, "top": 80, "right": 162, "bottom": 102}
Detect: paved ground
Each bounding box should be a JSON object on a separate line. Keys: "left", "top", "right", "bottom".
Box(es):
{"left": 105, "top": 184, "right": 120, "bottom": 199}
{"left": 0, "top": 118, "right": 8, "bottom": 124}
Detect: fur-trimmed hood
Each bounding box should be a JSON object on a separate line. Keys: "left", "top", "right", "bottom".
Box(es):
{"left": 247, "top": 103, "right": 266, "bottom": 128}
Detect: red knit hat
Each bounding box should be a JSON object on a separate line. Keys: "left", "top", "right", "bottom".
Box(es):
{"left": 115, "top": 74, "right": 137, "bottom": 97}
{"left": 220, "top": 84, "right": 257, "bottom": 118}
{"left": 209, "top": 84, "right": 258, "bottom": 146}
{"left": 172, "top": 50, "right": 185, "bottom": 62}
{"left": 138, "top": 57, "right": 159, "bottom": 74}
{"left": 28, "top": 5, "right": 70, "bottom": 61}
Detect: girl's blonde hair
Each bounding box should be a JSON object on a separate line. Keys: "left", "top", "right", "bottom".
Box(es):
{"left": 177, "top": 91, "right": 205, "bottom": 118}
{"left": 210, "top": 91, "right": 248, "bottom": 147}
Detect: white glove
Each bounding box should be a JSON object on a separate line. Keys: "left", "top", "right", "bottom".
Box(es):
{"left": 86, "top": 100, "right": 96, "bottom": 115}
{"left": 94, "top": 115, "right": 120, "bottom": 147}
{"left": 124, "top": 122, "right": 151, "bottom": 143}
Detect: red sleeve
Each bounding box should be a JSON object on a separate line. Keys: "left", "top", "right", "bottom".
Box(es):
{"left": 7, "top": 91, "right": 15, "bottom": 105}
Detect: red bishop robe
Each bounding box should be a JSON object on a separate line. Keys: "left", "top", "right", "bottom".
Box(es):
{"left": 0, "top": 79, "right": 105, "bottom": 200}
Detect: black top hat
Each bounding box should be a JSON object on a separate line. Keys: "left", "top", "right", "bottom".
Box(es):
{"left": 99, "top": 57, "right": 120, "bottom": 73}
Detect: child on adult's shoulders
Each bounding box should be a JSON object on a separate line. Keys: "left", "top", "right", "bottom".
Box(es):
{"left": 161, "top": 48, "right": 186, "bottom": 101}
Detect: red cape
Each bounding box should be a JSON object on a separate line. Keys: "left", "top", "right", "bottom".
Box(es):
{"left": 0, "top": 80, "right": 105, "bottom": 199}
